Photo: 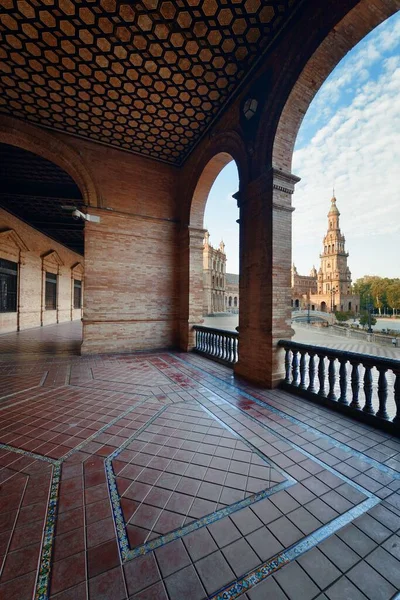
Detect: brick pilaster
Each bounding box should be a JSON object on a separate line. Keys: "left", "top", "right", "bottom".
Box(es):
{"left": 234, "top": 168, "right": 299, "bottom": 387}
{"left": 179, "top": 226, "right": 206, "bottom": 351}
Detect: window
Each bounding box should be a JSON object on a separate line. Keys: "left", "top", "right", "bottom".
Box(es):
{"left": 45, "top": 272, "right": 57, "bottom": 310}
{"left": 74, "top": 279, "right": 82, "bottom": 309}
{"left": 0, "top": 258, "right": 18, "bottom": 313}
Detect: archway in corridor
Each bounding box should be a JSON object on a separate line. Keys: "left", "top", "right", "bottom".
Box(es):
{"left": 0, "top": 141, "right": 86, "bottom": 348}
{"left": 181, "top": 151, "right": 241, "bottom": 349}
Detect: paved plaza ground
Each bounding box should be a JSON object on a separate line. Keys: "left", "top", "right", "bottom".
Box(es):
{"left": 203, "top": 315, "right": 400, "bottom": 360}
{"left": 0, "top": 322, "right": 400, "bottom": 600}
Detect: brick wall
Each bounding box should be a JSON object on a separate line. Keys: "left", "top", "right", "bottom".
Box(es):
{"left": 55, "top": 136, "right": 181, "bottom": 354}
{"left": 0, "top": 208, "right": 83, "bottom": 334}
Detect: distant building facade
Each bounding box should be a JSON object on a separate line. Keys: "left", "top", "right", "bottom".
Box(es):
{"left": 225, "top": 273, "right": 239, "bottom": 313}
{"left": 203, "top": 231, "right": 239, "bottom": 315}
{"left": 292, "top": 196, "right": 359, "bottom": 313}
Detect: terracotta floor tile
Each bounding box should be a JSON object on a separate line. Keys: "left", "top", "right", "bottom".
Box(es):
{"left": 87, "top": 539, "right": 120, "bottom": 578}
{"left": 53, "top": 528, "right": 85, "bottom": 562}
{"left": 88, "top": 566, "right": 126, "bottom": 600}
{"left": 130, "top": 581, "right": 169, "bottom": 600}
{"left": 124, "top": 553, "right": 161, "bottom": 596}
{"left": 1, "top": 543, "right": 41, "bottom": 582}
{"left": 0, "top": 570, "right": 37, "bottom": 600}
{"left": 87, "top": 517, "right": 115, "bottom": 548}
{"left": 127, "top": 524, "right": 150, "bottom": 547}
{"left": 164, "top": 564, "right": 206, "bottom": 600}
{"left": 56, "top": 507, "right": 84, "bottom": 535}
{"left": 155, "top": 538, "right": 191, "bottom": 577}
{"left": 50, "top": 552, "right": 86, "bottom": 596}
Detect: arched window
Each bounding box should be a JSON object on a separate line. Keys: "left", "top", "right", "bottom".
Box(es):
{"left": 228, "top": 296, "right": 232, "bottom": 307}
{"left": 234, "top": 297, "right": 238, "bottom": 307}
{"left": 212, "top": 276, "right": 215, "bottom": 287}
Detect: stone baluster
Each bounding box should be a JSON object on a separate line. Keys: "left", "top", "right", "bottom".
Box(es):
{"left": 350, "top": 361, "right": 361, "bottom": 409}
{"left": 393, "top": 371, "right": 400, "bottom": 425}
{"left": 338, "top": 358, "right": 348, "bottom": 405}
{"left": 299, "top": 351, "right": 307, "bottom": 390}
{"left": 327, "top": 356, "right": 337, "bottom": 401}
{"left": 308, "top": 352, "right": 316, "bottom": 393}
{"left": 376, "top": 367, "right": 389, "bottom": 420}
{"left": 318, "top": 354, "right": 326, "bottom": 396}
{"left": 291, "top": 350, "right": 299, "bottom": 386}
{"left": 362, "top": 364, "right": 374, "bottom": 415}
{"left": 284, "top": 348, "right": 291, "bottom": 384}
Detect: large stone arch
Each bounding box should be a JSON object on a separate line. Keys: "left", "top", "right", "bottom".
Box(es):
{"left": 179, "top": 131, "right": 247, "bottom": 351}
{"left": 0, "top": 115, "right": 101, "bottom": 208}
{"left": 270, "top": 0, "right": 400, "bottom": 172}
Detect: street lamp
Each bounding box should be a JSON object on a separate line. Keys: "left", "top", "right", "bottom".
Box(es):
{"left": 330, "top": 287, "right": 336, "bottom": 313}
{"left": 367, "top": 294, "right": 373, "bottom": 333}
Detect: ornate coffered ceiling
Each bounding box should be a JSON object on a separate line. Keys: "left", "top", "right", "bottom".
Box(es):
{"left": 0, "top": 0, "right": 299, "bottom": 165}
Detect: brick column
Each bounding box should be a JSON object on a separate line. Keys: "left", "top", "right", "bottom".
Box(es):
{"left": 234, "top": 168, "right": 299, "bottom": 387}
{"left": 179, "top": 226, "right": 206, "bottom": 351}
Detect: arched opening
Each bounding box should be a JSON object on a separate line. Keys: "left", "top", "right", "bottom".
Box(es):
{"left": 0, "top": 142, "right": 85, "bottom": 349}
{"left": 181, "top": 151, "right": 241, "bottom": 349}
{"left": 273, "top": 1, "right": 400, "bottom": 356}
{"left": 295, "top": 299, "right": 300, "bottom": 309}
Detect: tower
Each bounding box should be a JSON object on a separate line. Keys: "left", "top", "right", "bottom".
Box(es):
{"left": 318, "top": 196, "right": 352, "bottom": 308}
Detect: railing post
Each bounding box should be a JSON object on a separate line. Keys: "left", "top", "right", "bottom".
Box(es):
{"left": 327, "top": 356, "right": 337, "bottom": 401}
{"left": 362, "top": 364, "right": 374, "bottom": 415}
{"left": 318, "top": 353, "right": 326, "bottom": 397}
{"left": 299, "top": 350, "right": 307, "bottom": 390}
{"left": 291, "top": 350, "right": 299, "bottom": 386}
{"left": 308, "top": 352, "right": 316, "bottom": 393}
{"left": 338, "top": 358, "right": 348, "bottom": 405}
{"left": 376, "top": 367, "right": 390, "bottom": 420}
{"left": 393, "top": 371, "right": 400, "bottom": 425}
{"left": 284, "top": 347, "right": 291, "bottom": 384}
{"left": 350, "top": 361, "right": 361, "bottom": 410}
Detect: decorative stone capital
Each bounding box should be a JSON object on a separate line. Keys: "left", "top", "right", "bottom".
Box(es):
{"left": 271, "top": 168, "right": 301, "bottom": 195}
{"left": 240, "top": 167, "right": 300, "bottom": 207}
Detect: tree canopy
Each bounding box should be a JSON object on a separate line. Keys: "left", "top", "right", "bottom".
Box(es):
{"left": 353, "top": 276, "right": 400, "bottom": 315}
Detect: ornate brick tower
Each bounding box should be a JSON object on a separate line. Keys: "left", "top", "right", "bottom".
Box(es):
{"left": 314, "top": 195, "right": 359, "bottom": 312}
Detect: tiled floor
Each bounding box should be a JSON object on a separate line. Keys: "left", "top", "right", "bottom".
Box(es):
{"left": 1, "top": 323, "right": 400, "bottom": 600}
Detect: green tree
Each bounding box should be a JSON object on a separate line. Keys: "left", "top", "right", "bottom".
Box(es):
{"left": 335, "top": 311, "right": 350, "bottom": 322}
{"left": 359, "top": 313, "right": 377, "bottom": 329}
{"left": 387, "top": 281, "right": 400, "bottom": 315}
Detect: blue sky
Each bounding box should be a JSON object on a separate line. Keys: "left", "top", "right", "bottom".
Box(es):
{"left": 204, "top": 12, "right": 400, "bottom": 279}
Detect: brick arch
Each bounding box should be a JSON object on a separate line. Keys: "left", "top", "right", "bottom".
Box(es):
{"left": 270, "top": 0, "right": 399, "bottom": 172}
{"left": 186, "top": 131, "right": 248, "bottom": 228}
{"left": 0, "top": 115, "right": 100, "bottom": 208}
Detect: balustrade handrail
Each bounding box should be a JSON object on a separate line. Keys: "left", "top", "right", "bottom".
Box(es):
{"left": 193, "top": 324, "right": 239, "bottom": 338}
{"left": 193, "top": 325, "right": 238, "bottom": 366}
{"left": 278, "top": 340, "right": 400, "bottom": 372}
{"left": 278, "top": 339, "right": 400, "bottom": 433}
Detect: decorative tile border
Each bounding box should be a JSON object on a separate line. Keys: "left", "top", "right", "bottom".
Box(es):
{"left": 211, "top": 496, "right": 379, "bottom": 600}
{"left": 169, "top": 354, "right": 400, "bottom": 480}
{"left": 105, "top": 402, "right": 295, "bottom": 563}
{"left": 0, "top": 397, "right": 153, "bottom": 600}
{"left": 34, "top": 462, "right": 61, "bottom": 600}
{"left": 0, "top": 442, "right": 58, "bottom": 465}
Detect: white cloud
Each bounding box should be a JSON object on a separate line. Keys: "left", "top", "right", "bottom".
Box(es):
{"left": 293, "top": 21, "right": 400, "bottom": 281}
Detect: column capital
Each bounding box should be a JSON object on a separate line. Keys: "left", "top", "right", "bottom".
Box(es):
{"left": 241, "top": 167, "right": 300, "bottom": 205}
